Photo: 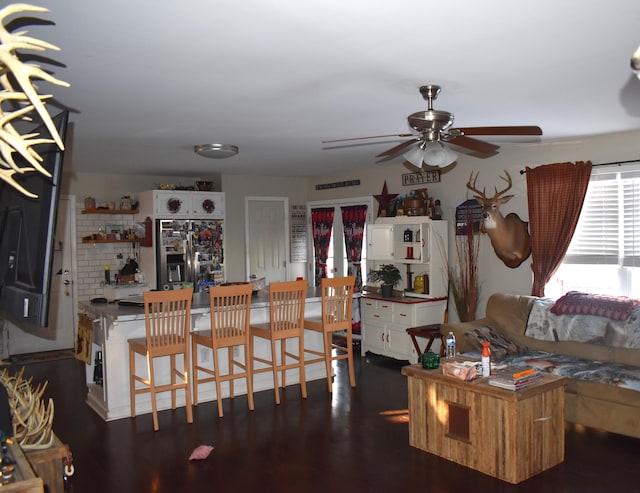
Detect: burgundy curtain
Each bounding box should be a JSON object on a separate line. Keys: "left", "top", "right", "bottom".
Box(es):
{"left": 526, "top": 161, "right": 592, "bottom": 296}
{"left": 311, "top": 207, "right": 334, "bottom": 286}
{"left": 341, "top": 205, "right": 368, "bottom": 335}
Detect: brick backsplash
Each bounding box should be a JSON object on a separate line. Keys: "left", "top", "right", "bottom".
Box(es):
{"left": 76, "top": 203, "right": 139, "bottom": 300}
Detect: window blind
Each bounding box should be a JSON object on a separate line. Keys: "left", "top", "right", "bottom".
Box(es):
{"left": 564, "top": 166, "right": 640, "bottom": 267}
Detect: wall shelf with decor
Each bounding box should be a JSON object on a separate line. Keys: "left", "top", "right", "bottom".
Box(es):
{"left": 82, "top": 209, "right": 139, "bottom": 215}
{"left": 82, "top": 238, "right": 138, "bottom": 244}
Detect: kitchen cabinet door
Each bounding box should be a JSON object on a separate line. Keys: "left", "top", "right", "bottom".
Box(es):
{"left": 367, "top": 224, "right": 394, "bottom": 260}
{"left": 188, "top": 192, "right": 225, "bottom": 219}
{"left": 153, "top": 190, "right": 191, "bottom": 218}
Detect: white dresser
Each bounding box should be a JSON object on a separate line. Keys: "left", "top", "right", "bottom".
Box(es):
{"left": 361, "top": 294, "right": 447, "bottom": 361}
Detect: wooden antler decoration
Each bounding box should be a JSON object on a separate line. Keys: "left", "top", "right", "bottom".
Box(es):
{"left": 0, "top": 3, "right": 69, "bottom": 197}
{"left": 0, "top": 367, "right": 55, "bottom": 450}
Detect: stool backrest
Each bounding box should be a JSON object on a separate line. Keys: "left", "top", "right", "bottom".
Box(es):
{"left": 268, "top": 280, "right": 307, "bottom": 338}
{"left": 209, "top": 283, "right": 253, "bottom": 344}
{"left": 143, "top": 288, "right": 192, "bottom": 351}
{"left": 320, "top": 276, "right": 355, "bottom": 331}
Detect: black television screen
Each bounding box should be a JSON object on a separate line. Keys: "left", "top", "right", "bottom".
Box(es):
{"left": 0, "top": 111, "right": 69, "bottom": 327}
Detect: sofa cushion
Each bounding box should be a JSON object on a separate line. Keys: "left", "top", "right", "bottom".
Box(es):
{"left": 527, "top": 298, "right": 640, "bottom": 349}
{"left": 551, "top": 291, "right": 639, "bottom": 321}
{"left": 464, "top": 325, "right": 527, "bottom": 358}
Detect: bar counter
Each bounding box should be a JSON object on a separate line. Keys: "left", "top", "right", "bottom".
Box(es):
{"left": 79, "top": 287, "right": 325, "bottom": 421}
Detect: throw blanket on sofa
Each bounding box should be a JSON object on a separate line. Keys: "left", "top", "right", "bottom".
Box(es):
{"left": 499, "top": 350, "right": 640, "bottom": 392}
{"left": 526, "top": 298, "right": 640, "bottom": 349}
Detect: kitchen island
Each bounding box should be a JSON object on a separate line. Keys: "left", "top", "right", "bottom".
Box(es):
{"left": 80, "top": 288, "right": 326, "bottom": 421}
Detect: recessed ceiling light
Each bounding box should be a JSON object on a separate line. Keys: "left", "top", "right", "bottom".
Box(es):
{"left": 194, "top": 144, "right": 239, "bottom": 159}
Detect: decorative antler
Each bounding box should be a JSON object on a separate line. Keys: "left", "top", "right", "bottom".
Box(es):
{"left": 466, "top": 170, "right": 513, "bottom": 202}
{"left": 493, "top": 170, "right": 513, "bottom": 200}
{"left": 466, "top": 171, "right": 487, "bottom": 199}
{"left": 0, "top": 3, "right": 69, "bottom": 197}
{"left": 0, "top": 367, "right": 55, "bottom": 450}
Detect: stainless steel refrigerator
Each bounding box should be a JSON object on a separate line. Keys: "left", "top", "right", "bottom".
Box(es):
{"left": 156, "top": 219, "right": 224, "bottom": 292}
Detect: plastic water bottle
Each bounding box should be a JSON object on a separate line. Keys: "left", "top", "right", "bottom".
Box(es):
{"left": 446, "top": 331, "right": 456, "bottom": 358}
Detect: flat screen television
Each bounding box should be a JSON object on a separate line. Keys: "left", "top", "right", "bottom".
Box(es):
{"left": 0, "top": 110, "right": 69, "bottom": 327}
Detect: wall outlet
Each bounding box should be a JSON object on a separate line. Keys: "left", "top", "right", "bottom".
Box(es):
{"left": 233, "top": 346, "right": 239, "bottom": 357}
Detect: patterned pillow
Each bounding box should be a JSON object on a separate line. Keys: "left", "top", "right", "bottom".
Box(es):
{"left": 464, "top": 326, "right": 527, "bottom": 359}
{"left": 551, "top": 291, "right": 639, "bottom": 321}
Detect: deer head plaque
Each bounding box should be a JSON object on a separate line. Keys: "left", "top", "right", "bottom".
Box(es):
{"left": 466, "top": 170, "right": 531, "bottom": 268}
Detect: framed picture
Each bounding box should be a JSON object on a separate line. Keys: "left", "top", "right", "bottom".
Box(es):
{"left": 105, "top": 223, "right": 124, "bottom": 235}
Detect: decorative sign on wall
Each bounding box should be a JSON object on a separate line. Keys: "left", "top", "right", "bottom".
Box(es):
{"left": 290, "top": 205, "right": 308, "bottom": 262}
{"left": 315, "top": 179, "right": 360, "bottom": 190}
{"left": 401, "top": 170, "right": 441, "bottom": 186}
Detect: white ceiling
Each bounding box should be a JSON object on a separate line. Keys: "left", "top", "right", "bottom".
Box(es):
{"left": 18, "top": 0, "right": 640, "bottom": 178}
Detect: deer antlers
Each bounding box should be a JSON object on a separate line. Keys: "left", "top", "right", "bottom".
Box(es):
{"left": 466, "top": 170, "right": 513, "bottom": 201}
{"left": 0, "top": 367, "right": 55, "bottom": 450}
{"left": 0, "top": 3, "right": 69, "bottom": 197}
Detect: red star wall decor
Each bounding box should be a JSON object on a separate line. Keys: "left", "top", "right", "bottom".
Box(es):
{"left": 373, "top": 181, "right": 398, "bottom": 217}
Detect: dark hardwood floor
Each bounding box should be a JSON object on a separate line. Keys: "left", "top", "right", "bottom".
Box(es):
{"left": 9, "top": 349, "right": 640, "bottom": 493}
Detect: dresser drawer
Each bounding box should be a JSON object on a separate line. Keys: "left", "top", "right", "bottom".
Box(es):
{"left": 361, "top": 298, "right": 394, "bottom": 323}
{"left": 393, "top": 304, "right": 416, "bottom": 325}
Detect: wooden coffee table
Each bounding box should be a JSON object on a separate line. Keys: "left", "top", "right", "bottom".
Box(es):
{"left": 402, "top": 364, "right": 567, "bottom": 484}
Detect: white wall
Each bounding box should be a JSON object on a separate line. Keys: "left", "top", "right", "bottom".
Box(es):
{"left": 307, "top": 129, "right": 640, "bottom": 321}
{"left": 221, "top": 174, "right": 309, "bottom": 282}
{"left": 64, "top": 130, "right": 640, "bottom": 314}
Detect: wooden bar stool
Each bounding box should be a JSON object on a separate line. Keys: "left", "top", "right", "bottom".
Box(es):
{"left": 303, "top": 276, "right": 356, "bottom": 393}
{"left": 250, "top": 280, "right": 307, "bottom": 405}
{"left": 191, "top": 283, "right": 254, "bottom": 418}
{"left": 128, "top": 288, "right": 193, "bottom": 431}
{"left": 406, "top": 324, "right": 445, "bottom": 362}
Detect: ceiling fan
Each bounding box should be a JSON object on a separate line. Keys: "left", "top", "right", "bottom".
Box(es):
{"left": 323, "top": 85, "right": 542, "bottom": 170}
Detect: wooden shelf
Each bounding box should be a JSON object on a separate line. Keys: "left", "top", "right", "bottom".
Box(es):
{"left": 82, "top": 209, "right": 139, "bottom": 215}
{"left": 82, "top": 238, "right": 138, "bottom": 244}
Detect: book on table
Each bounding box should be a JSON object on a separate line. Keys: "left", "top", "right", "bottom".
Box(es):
{"left": 488, "top": 365, "right": 542, "bottom": 391}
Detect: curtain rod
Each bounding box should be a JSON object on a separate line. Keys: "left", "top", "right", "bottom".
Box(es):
{"left": 519, "top": 159, "right": 640, "bottom": 174}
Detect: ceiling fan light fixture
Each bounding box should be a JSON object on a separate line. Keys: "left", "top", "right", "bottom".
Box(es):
{"left": 194, "top": 143, "right": 239, "bottom": 159}
{"left": 422, "top": 141, "right": 457, "bottom": 167}
{"left": 403, "top": 144, "right": 426, "bottom": 167}
{"left": 402, "top": 141, "right": 457, "bottom": 168}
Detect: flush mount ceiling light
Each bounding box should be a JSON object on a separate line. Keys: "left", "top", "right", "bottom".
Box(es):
{"left": 194, "top": 144, "right": 239, "bottom": 159}
{"left": 403, "top": 140, "right": 457, "bottom": 168}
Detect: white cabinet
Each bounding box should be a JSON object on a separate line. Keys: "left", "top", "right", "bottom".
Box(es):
{"left": 367, "top": 216, "right": 448, "bottom": 298}
{"left": 149, "top": 190, "right": 224, "bottom": 219}
{"left": 189, "top": 191, "right": 225, "bottom": 218}
{"left": 367, "top": 224, "right": 395, "bottom": 260}
{"left": 361, "top": 296, "right": 447, "bottom": 361}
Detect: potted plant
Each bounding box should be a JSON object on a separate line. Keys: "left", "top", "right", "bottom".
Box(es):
{"left": 368, "top": 263, "right": 402, "bottom": 298}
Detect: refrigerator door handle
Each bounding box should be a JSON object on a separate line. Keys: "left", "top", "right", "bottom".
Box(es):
{"left": 185, "top": 237, "right": 194, "bottom": 285}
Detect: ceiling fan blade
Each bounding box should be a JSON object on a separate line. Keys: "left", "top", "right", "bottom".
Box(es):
{"left": 448, "top": 135, "right": 500, "bottom": 154}
{"left": 451, "top": 126, "right": 543, "bottom": 136}
{"left": 376, "top": 139, "right": 418, "bottom": 158}
{"left": 322, "top": 132, "right": 414, "bottom": 144}
{"left": 403, "top": 162, "right": 422, "bottom": 173}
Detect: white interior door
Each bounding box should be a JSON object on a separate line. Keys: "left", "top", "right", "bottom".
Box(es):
{"left": 8, "top": 196, "right": 77, "bottom": 354}
{"left": 246, "top": 197, "right": 289, "bottom": 284}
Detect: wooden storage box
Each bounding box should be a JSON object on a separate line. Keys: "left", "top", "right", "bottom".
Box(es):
{"left": 24, "top": 435, "right": 67, "bottom": 493}
{"left": 4, "top": 442, "right": 43, "bottom": 493}
{"left": 402, "top": 365, "right": 567, "bottom": 484}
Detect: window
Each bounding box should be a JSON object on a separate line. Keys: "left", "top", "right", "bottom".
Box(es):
{"left": 307, "top": 198, "right": 373, "bottom": 282}
{"left": 549, "top": 162, "right": 640, "bottom": 298}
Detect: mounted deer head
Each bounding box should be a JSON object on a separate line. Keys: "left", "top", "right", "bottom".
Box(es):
{"left": 466, "top": 170, "right": 531, "bottom": 268}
